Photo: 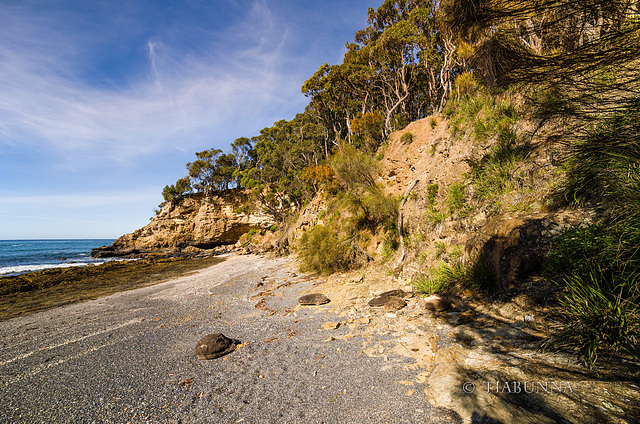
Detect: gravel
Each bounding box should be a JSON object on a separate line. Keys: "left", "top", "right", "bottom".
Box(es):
{"left": 0, "top": 254, "right": 460, "bottom": 424}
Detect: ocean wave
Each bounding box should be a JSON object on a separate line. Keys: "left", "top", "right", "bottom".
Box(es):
{"left": 0, "top": 258, "right": 134, "bottom": 276}
{"left": 0, "top": 262, "right": 98, "bottom": 276}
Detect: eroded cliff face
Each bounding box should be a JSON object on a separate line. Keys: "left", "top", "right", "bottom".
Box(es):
{"left": 92, "top": 190, "right": 274, "bottom": 257}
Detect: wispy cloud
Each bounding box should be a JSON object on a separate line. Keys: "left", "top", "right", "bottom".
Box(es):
{"left": 0, "top": 1, "right": 308, "bottom": 167}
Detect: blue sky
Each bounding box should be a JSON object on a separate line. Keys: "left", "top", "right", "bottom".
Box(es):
{"left": 0, "top": 0, "right": 380, "bottom": 239}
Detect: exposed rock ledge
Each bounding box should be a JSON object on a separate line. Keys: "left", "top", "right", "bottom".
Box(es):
{"left": 92, "top": 190, "right": 274, "bottom": 258}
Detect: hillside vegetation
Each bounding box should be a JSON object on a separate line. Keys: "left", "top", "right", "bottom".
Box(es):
{"left": 159, "top": 0, "right": 640, "bottom": 367}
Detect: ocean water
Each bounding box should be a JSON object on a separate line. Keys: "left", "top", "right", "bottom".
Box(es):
{"left": 0, "top": 239, "right": 115, "bottom": 276}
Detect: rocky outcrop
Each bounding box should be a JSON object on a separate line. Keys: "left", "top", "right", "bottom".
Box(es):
{"left": 92, "top": 190, "right": 274, "bottom": 258}
{"left": 465, "top": 210, "right": 592, "bottom": 291}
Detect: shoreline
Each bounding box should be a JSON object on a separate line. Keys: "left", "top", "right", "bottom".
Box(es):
{"left": 0, "top": 255, "right": 225, "bottom": 322}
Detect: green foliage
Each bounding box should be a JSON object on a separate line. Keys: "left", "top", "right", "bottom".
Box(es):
{"left": 447, "top": 183, "right": 465, "bottom": 212}
{"left": 161, "top": 177, "right": 191, "bottom": 206}
{"left": 269, "top": 224, "right": 279, "bottom": 233}
{"left": 352, "top": 111, "right": 386, "bottom": 152}
{"left": 555, "top": 270, "right": 640, "bottom": 368}
{"left": 445, "top": 89, "right": 519, "bottom": 141}
{"left": 381, "top": 229, "right": 399, "bottom": 263}
{"left": 330, "top": 144, "right": 399, "bottom": 230}
{"left": 330, "top": 144, "right": 379, "bottom": 194}
{"left": 425, "top": 207, "right": 447, "bottom": 226}
{"left": 553, "top": 98, "right": 640, "bottom": 278}
{"left": 235, "top": 204, "right": 251, "bottom": 215}
{"left": 400, "top": 132, "right": 414, "bottom": 144}
{"left": 452, "top": 71, "right": 478, "bottom": 101}
{"left": 433, "top": 241, "right": 447, "bottom": 260}
{"left": 412, "top": 265, "right": 454, "bottom": 295}
{"left": 469, "top": 123, "right": 528, "bottom": 208}
{"left": 413, "top": 259, "right": 467, "bottom": 295}
{"left": 413, "top": 255, "right": 495, "bottom": 295}
{"left": 544, "top": 225, "right": 616, "bottom": 278}
{"left": 429, "top": 117, "right": 437, "bottom": 129}
{"left": 298, "top": 224, "right": 364, "bottom": 274}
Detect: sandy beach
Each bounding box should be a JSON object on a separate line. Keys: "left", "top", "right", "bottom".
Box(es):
{"left": 1, "top": 253, "right": 639, "bottom": 424}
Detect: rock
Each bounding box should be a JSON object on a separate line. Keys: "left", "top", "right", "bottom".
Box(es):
{"left": 195, "top": 333, "right": 238, "bottom": 360}
{"left": 368, "top": 292, "right": 408, "bottom": 310}
{"left": 423, "top": 295, "right": 451, "bottom": 312}
{"left": 322, "top": 322, "right": 341, "bottom": 330}
{"left": 464, "top": 211, "right": 585, "bottom": 291}
{"left": 383, "top": 297, "right": 407, "bottom": 312}
{"left": 379, "top": 289, "right": 409, "bottom": 298}
{"left": 298, "top": 293, "right": 330, "bottom": 305}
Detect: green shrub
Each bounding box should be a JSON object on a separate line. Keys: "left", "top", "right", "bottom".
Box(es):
{"left": 298, "top": 224, "right": 366, "bottom": 274}
{"left": 269, "top": 224, "right": 279, "bottom": 232}
{"left": 330, "top": 144, "right": 379, "bottom": 194}
{"left": 555, "top": 270, "right": 640, "bottom": 368}
{"left": 413, "top": 260, "right": 467, "bottom": 295}
{"left": 430, "top": 117, "right": 438, "bottom": 129}
{"left": 544, "top": 224, "right": 617, "bottom": 279}
{"left": 360, "top": 191, "right": 399, "bottom": 228}
{"left": 401, "top": 132, "right": 413, "bottom": 144}
{"left": 469, "top": 128, "right": 528, "bottom": 206}
{"left": 414, "top": 253, "right": 495, "bottom": 295}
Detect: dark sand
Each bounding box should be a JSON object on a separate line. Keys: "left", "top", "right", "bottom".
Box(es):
{"left": 0, "top": 254, "right": 455, "bottom": 423}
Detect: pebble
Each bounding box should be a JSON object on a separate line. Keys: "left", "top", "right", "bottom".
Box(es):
{"left": 322, "top": 322, "right": 341, "bottom": 330}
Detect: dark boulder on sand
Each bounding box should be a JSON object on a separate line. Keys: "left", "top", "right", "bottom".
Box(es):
{"left": 298, "top": 293, "right": 330, "bottom": 305}
{"left": 195, "top": 333, "right": 238, "bottom": 360}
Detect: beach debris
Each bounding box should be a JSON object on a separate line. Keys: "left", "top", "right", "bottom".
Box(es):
{"left": 368, "top": 291, "right": 407, "bottom": 311}
{"left": 423, "top": 295, "right": 451, "bottom": 312}
{"left": 195, "top": 333, "right": 238, "bottom": 360}
{"left": 298, "top": 293, "right": 330, "bottom": 305}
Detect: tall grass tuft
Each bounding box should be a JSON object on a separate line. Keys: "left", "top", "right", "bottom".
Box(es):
{"left": 555, "top": 270, "right": 640, "bottom": 368}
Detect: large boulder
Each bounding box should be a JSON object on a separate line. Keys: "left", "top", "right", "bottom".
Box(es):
{"left": 465, "top": 211, "right": 588, "bottom": 291}
{"left": 195, "top": 333, "right": 238, "bottom": 360}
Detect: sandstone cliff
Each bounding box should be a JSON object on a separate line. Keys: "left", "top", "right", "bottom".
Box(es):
{"left": 92, "top": 190, "right": 274, "bottom": 258}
